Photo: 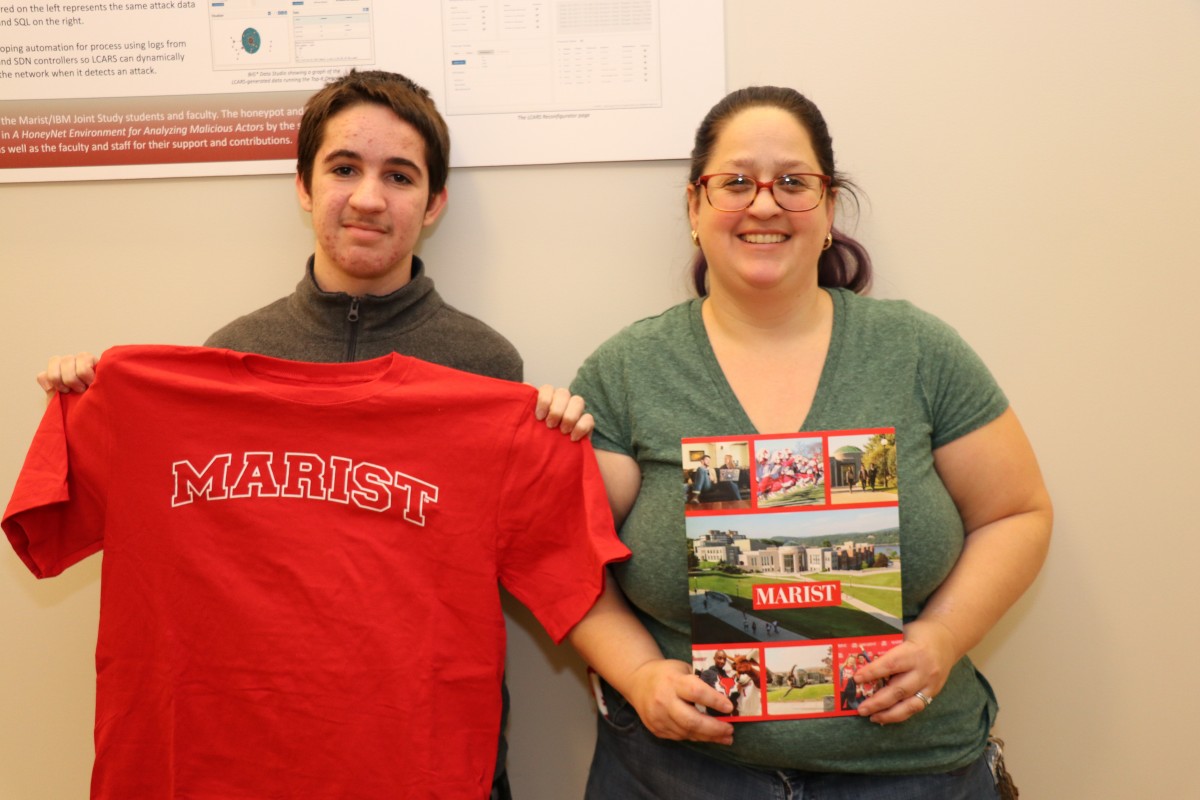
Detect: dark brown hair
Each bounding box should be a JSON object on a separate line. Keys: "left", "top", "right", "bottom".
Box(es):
{"left": 296, "top": 70, "right": 450, "bottom": 203}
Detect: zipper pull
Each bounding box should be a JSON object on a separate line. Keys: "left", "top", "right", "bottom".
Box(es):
{"left": 347, "top": 297, "right": 361, "bottom": 323}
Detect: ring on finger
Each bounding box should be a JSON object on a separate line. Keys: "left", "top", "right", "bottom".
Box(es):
{"left": 913, "top": 690, "right": 933, "bottom": 708}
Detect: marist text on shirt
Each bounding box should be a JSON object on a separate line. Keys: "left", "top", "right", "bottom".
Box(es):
{"left": 171, "top": 450, "right": 439, "bottom": 525}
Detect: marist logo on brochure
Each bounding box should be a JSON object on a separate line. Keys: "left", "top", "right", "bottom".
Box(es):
{"left": 751, "top": 580, "right": 841, "bottom": 609}
{"left": 681, "top": 428, "right": 902, "bottom": 722}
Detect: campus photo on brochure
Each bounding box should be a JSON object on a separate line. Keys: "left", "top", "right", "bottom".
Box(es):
{"left": 683, "top": 429, "right": 903, "bottom": 722}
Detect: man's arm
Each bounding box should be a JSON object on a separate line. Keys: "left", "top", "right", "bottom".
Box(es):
{"left": 39, "top": 355, "right": 593, "bottom": 441}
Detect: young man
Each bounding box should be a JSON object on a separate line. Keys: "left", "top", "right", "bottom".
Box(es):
{"left": 32, "top": 70, "right": 593, "bottom": 799}
{"left": 43, "top": 71, "right": 579, "bottom": 406}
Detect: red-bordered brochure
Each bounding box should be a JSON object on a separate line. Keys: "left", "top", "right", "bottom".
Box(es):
{"left": 683, "top": 428, "right": 901, "bottom": 722}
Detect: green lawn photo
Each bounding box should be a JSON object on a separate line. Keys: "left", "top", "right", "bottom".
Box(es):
{"left": 690, "top": 571, "right": 900, "bottom": 640}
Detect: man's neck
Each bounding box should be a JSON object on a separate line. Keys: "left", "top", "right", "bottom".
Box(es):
{"left": 311, "top": 258, "right": 414, "bottom": 297}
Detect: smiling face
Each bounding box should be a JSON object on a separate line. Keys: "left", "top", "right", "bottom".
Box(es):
{"left": 297, "top": 102, "right": 448, "bottom": 296}
{"left": 687, "top": 105, "right": 834, "bottom": 297}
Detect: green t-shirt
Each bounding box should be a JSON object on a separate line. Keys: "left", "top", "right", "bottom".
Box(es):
{"left": 572, "top": 288, "right": 1008, "bottom": 774}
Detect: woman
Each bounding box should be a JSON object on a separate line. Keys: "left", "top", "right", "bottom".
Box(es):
{"left": 839, "top": 655, "right": 859, "bottom": 711}
{"left": 566, "top": 86, "right": 1051, "bottom": 798}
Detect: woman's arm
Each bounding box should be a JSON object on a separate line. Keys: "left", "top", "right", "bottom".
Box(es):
{"left": 566, "top": 449, "right": 735, "bottom": 744}
{"left": 852, "top": 407, "right": 1053, "bottom": 723}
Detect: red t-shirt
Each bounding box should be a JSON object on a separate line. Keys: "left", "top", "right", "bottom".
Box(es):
{"left": 4, "top": 345, "right": 629, "bottom": 800}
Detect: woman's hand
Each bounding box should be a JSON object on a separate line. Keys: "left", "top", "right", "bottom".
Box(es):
{"left": 850, "top": 618, "right": 960, "bottom": 724}
{"left": 623, "top": 658, "right": 735, "bottom": 745}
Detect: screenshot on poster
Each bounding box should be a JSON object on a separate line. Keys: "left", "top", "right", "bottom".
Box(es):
{"left": 209, "top": 0, "right": 376, "bottom": 70}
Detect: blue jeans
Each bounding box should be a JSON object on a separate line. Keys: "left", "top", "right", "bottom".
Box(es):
{"left": 584, "top": 689, "right": 1000, "bottom": 800}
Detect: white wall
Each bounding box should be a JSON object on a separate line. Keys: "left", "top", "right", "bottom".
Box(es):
{"left": 3, "top": 2, "right": 1198, "bottom": 797}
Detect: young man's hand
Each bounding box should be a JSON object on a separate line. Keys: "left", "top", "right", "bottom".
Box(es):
{"left": 37, "top": 352, "right": 99, "bottom": 399}
{"left": 534, "top": 385, "right": 593, "bottom": 441}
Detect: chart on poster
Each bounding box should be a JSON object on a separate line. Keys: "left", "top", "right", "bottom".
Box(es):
{"left": 0, "top": 0, "right": 724, "bottom": 182}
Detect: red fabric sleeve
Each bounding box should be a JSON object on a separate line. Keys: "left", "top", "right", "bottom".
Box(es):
{"left": 495, "top": 406, "right": 629, "bottom": 643}
{"left": 4, "top": 389, "right": 109, "bottom": 578}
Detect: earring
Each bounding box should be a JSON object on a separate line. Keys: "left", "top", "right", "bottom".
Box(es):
{"left": 691, "top": 230, "right": 699, "bottom": 247}
{"left": 822, "top": 232, "right": 833, "bottom": 251}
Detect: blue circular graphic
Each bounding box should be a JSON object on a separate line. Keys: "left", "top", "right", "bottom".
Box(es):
{"left": 242, "top": 28, "right": 262, "bottom": 55}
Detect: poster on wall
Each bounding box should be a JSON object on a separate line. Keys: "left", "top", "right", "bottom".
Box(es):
{"left": 0, "top": 0, "right": 724, "bottom": 183}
